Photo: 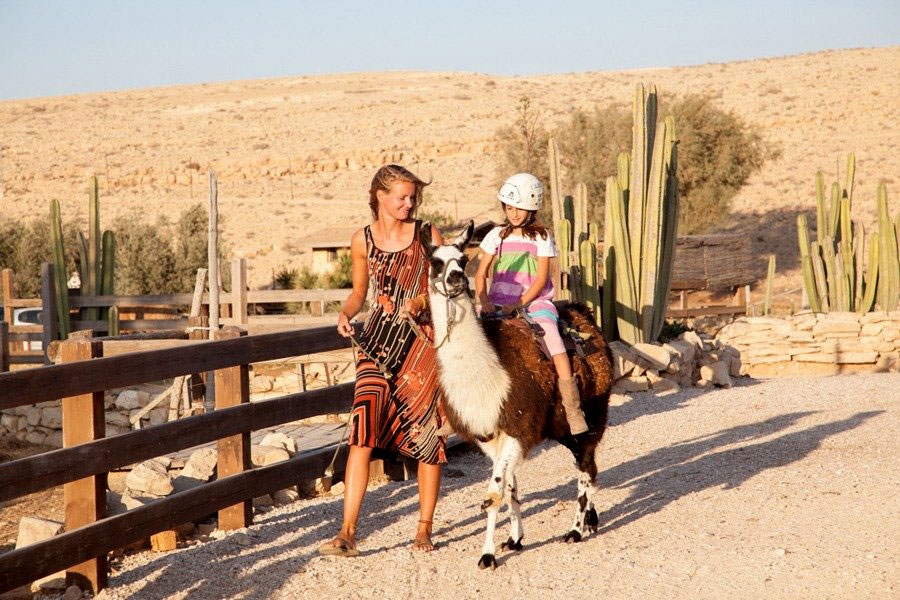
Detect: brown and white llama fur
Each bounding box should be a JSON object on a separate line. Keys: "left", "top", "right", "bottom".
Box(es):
{"left": 422, "top": 222, "right": 612, "bottom": 570}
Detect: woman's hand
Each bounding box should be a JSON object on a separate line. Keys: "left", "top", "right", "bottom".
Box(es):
{"left": 399, "top": 297, "right": 423, "bottom": 320}
{"left": 337, "top": 312, "right": 354, "bottom": 337}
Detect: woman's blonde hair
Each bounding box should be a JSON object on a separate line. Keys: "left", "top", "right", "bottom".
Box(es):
{"left": 368, "top": 164, "right": 430, "bottom": 220}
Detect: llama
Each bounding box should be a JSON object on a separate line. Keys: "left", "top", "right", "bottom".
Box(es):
{"left": 420, "top": 222, "right": 613, "bottom": 570}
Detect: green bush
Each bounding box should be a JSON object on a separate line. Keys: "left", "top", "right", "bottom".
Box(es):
{"left": 324, "top": 252, "right": 353, "bottom": 289}
{"left": 495, "top": 93, "right": 770, "bottom": 234}
{"left": 0, "top": 204, "right": 229, "bottom": 299}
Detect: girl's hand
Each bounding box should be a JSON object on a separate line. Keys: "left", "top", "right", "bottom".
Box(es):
{"left": 501, "top": 303, "right": 520, "bottom": 315}
{"left": 337, "top": 312, "right": 354, "bottom": 337}
{"left": 399, "top": 297, "right": 423, "bottom": 320}
{"left": 480, "top": 300, "right": 496, "bottom": 315}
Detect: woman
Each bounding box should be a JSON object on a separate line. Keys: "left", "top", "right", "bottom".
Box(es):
{"left": 320, "top": 164, "right": 447, "bottom": 557}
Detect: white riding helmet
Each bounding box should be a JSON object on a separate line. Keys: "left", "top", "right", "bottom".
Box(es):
{"left": 497, "top": 173, "right": 543, "bottom": 211}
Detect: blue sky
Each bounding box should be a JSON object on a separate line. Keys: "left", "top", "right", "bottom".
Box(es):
{"left": 1, "top": 0, "right": 897, "bottom": 100}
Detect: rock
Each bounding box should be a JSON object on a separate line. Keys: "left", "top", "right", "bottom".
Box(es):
{"left": 611, "top": 376, "right": 650, "bottom": 393}
{"left": 251, "top": 445, "right": 291, "bottom": 467}
{"left": 608, "top": 341, "right": 635, "bottom": 379}
{"left": 40, "top": 406, "right": 63, "bottom": 429}
{"left": 694, "top": 379, "right": 712, "bottom": 389}
{"left": 122, "top": 494, "right": 155, "bottom": 510}
{"left": 699, "top": 362, "right": 732, "bottom": 388}
{"left": 150, "top": 530, "right": 178, "bottom": 552}
{"left": 313, "top": 476, "right": 333, "bottom": 494}
{"left": 861, "top": 322, "right": 885, "bottom": 337}
{"left": 0, "top": 413, "right": 17, "bottom": 431}
{"left": 115, "top": 390, "right": 144, "bottom": 410}
{"left": 232, "top": 532, "right": 252, "bottom": 546}
{"left": 105, "top": 410, "right": 131, "bottom": 427}
{"left": 182, "top": 447, "right": 217, "bottom": 481}
{"left": 26, "top": 406, "right": 41, "bottom": 426}
{"left": 729, "top": 355, "right": 742, "bottom": 378}
{"left": 260, "top": 432, "right": 298, "bottom": 455}
{"left": 632, "top": 343, "right": 671, "bottom": 371}
{"left": 45, "top": 431, "right": 64, "bottom": 448}
{"left": 680, "top": 330, "right": 704, "bottom": 349}
{"left": 197, "top": 522, "right": 217, "bottom": 536}
{"left": 149, "top": 407, "right": 167, "bottom": 426}
{"left": 63, "top": 584, "right": 83, "bottom": 600}
{"left": 24, "top": 430, "right": 47, "bottom": 445}
{"left": 172, "top": 475, "right": 205, "bottom": 493}
{"left": 273, "top": 488, "right": 300, "bottom": 505}
{"left": 645, "top": 369, "right": 662, "bottom": 384}
{"left": 253, "top": 494, "right": 274, "bottom": 508}
{"left": 16, "top": 516, "right": 62, "bottom": 549}
{"left": 17, "top": 517, "right": 65, "bottom": 591}
{"left": 330, "top": 481, "right": 346, "bottom": 496}
{"left": 795, "top": 352, "right": 878, "bottom": 364}
{"left": 651, "top": 378, "right": 680, "bottom": 395}
{"left": 125, "top": 460, "right": 174, "bottom": 497}
{"left": 812, "top": 320, "right": 860, "bottom": 336}
{"left": 107, "top": 490, "right": 127, "bottom": 516}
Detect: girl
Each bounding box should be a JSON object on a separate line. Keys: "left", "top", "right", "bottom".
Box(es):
{"left": 321, "top": 165, "right": 447, "bottom": 556}
{"left": 474, "top": 172, "right": 589, "bottom": 435}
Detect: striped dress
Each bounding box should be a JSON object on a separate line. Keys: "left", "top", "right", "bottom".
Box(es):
{"left": 347, "top": 220, "right": 447, "bottom": 465}
{"left": 480, "top": 226, "right": 567, "bottom": 356}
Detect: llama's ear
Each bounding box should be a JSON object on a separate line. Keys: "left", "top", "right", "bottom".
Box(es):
{"left": 452, "top": 220, "right": 475, "bottom": 251}
{"left": 419, "top": 221, "right": 434, "bottom": 256}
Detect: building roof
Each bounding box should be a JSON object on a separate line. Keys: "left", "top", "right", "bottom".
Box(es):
{"left": 299, "top": 225, "right": 365, "bottom": 249}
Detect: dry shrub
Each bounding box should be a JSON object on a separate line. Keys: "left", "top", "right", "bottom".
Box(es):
{"left": 495, "top": 93, "right": 770, "bottom": 234}
{"left": 0, "top": 217, "right": 80, "bottom": 298}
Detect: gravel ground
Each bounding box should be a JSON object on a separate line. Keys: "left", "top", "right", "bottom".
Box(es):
{"left": 96, "top": 374, "right": 898, "bottom": 600}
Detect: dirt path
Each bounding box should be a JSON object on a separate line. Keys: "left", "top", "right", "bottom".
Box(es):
{"left": 65, "top": 374, "right": 900, "bottom": 598}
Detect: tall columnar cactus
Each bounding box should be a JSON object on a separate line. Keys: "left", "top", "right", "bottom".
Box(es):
{"left": 798, "top": 156, "right": 895, "bottom": 313}
{"left": 108, "top": 305, "right": 120, "bottom": 336}
{"left": 84, "top": 176, "right": 101, "bottom": 321}
{"left": 600, "top": 84, "right": 679, "bottom": 344}
{"left": 49, "top": 199, "right": 71, "bottom": 339}
{"left": 100, "top": 230, "right": 116, "bottom": 320}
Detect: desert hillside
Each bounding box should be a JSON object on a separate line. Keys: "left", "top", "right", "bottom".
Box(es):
{"left": 1, "top": 46, "right": 898, "bottom": 293}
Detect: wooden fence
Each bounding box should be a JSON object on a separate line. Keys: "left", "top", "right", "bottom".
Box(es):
{"left": 0, "top": 324, "right": 360, "bottom": 594}
{"left": 1, "top": 259, "right": 353, "bottom": 367}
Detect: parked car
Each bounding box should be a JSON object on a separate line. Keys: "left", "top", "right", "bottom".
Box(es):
{"left": 13, "top": 307, "right": 43, "bottom": 351}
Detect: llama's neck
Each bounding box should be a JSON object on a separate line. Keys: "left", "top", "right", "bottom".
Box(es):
{"left": 429, "top": 291, "right": 510, "bottom": 438}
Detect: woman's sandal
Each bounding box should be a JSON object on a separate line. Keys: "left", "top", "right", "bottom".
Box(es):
{"left": 319, "top": 524, "right": 360, "bottom": 557}
{"left": 412, "top": 519, "right": 435, "bottom": 552}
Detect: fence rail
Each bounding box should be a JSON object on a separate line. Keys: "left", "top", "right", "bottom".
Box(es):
{"left": 0, "top": 323, "right": 360, "bottom": 594}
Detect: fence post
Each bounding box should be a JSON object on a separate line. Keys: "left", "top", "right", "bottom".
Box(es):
{"left": 1, "top": 268, "right": 14, "bottom": 325}
{"left": 187, "top": 315, "right": 208, "bottom": 406}
{"left": 214, "top": 326, "right": 252, "bottom": 530}
{"left": 0, "top": 321, "right": 8, "bottom": 372}
{"left": 232, "top": 258, "right": 248, "bottom": 327}
{"left": 60, "top": 338, "right": 107, "bottom": 593}
{"left": 40, "top": 263, "right": 59, "bottom": 364}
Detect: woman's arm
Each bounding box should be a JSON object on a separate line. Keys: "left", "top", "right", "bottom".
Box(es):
{"left": 474, "top": 249, "right": 495, "bottom": 312}
{"left": 337, "top": 229, "right": 369, "bottom": 336}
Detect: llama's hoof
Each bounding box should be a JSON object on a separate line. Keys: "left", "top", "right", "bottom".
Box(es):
{"left": 501, "top": 537, "right": 523, "bottom": 552}
{"left": 563, "top": 530, "right": 583, "bottom": 544}
{"left": 477, "top": 554, "right": 497, "bottom": 570}
{"left": 586, "top": 508, "right": 599, "bottom": 533}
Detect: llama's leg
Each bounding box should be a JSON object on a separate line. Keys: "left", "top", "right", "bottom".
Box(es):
{"left": 476, "top": 435, "right": 522, "bottom": 570}
{"left": 500, "top": 473, "right": 524, "bottom": 552}
{"left": 564, "top": 441, "right": 600, "bottom": 543}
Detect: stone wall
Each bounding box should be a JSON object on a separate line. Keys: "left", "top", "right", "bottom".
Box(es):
{"left": 716, "top": 312, "right": 900, "bottom": 377}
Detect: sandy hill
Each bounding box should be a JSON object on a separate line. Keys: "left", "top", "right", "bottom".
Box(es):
{"left": 1, "top": 46, "right": 898, "bottom": 295}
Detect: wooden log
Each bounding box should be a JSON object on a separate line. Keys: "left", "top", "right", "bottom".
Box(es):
{"left": 47, "top": 330, "right": 192, "bottom": 363}
{"left": 208, "top": 170, "right": 220, "bottom": 339}
{"left": 67, "top": 292, "right": 232, "bottom": 307}
{"left": 0, "top": 324, "right": 353, "bottom": 410}
{"left": 59, "top": 339, "right": 107, "bottom": 593}
{"left": 214, "top": 327, "right": 251, "bottom": 530}
{"left": 40, "top": 263, "right": 59, "bottom": 364}
{"left": 71, "top": 318, "right": 188, "bottom": 332}
{"left": 188, "top": 315, "right": 208, "bottom": 405}
{"left": 232, "top": 258, "right": 248, "bottom": 326}
{"left": 0, "top": 321, "right": 8, "bottom": 372}
{"left": 0, "top": 443, "right": 349, "bottom": 595}
{"left": 0, "top": 383, "right": 354, "bottom": 503}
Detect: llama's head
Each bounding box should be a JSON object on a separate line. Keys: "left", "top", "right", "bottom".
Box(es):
{"left": 421, "top": 220, "right": 474, "bottom": 298}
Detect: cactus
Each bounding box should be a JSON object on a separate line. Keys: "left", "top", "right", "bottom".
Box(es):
{"left": 100, "top": 230, "right": 116, "bottom": 320}
{"left": 85, "top": 176, "right": 101, "bottom": 321}
{"left": 601, "top": 84, "right": 678, "bottom": 344}
{"left": 108, "top": 305, "right": 120, "bottom": 336}
{"left": 49, "top": 199, "right": 71, "bottom": 339}
{"left": 798, "top": 156, "right": 894, "bottom": 313}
